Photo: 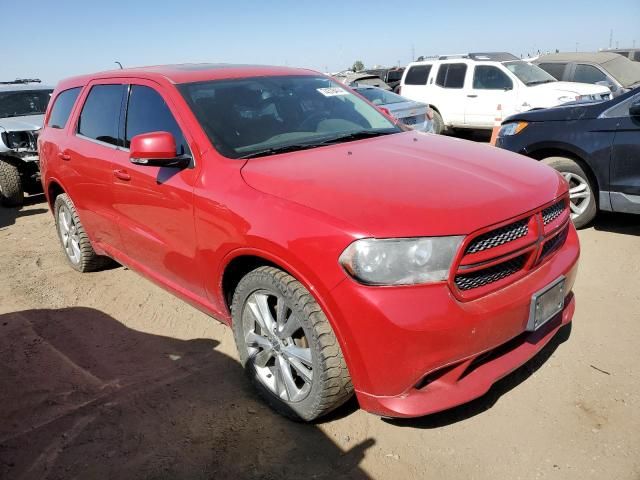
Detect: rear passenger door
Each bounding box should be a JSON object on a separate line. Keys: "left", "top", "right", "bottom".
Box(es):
{"left": 64, "top": 82, "right": 129, "bottom": 249}
{"left": 432, "top": 62, "right": 468, "bottom": 126}
{"left": 111, "top": 81, "right": 204, "bottom": 296}
{"left": 465, "top": 65, "right": 515, "bottom": 128}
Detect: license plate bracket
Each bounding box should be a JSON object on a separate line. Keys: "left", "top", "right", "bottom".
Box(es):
{"left": 526, "top": 276, "right": 565, "bottom": 332}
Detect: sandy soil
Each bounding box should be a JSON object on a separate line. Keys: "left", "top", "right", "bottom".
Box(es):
{"left": 1, "top": 196, "right": 639, "bottom": 480}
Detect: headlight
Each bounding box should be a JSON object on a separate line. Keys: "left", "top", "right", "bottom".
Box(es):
{"left": 498, "top": 121, "right": 529, "bottom": 137}
{"left": 339, "top": 236, "right": 464, "bottom": 285}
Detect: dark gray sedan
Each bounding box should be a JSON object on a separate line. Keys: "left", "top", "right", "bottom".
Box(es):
{"left": 352, "top": 86, "right": 434, "bottom": 133}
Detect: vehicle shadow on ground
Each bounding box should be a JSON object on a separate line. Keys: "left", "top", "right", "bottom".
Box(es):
{"left": 0, "top": 308, "right": 373, "bottom": 480}
{"left": 592, "top": 211, "right": 640, "bottom": 236}
{"left": 384, "top": 322, "right": 572, "bottom": 429}
{"left": 0, "top": 194, "right": 48, "bottom": 229}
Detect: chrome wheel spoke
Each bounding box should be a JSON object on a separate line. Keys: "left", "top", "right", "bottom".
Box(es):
{"left": 283, "top": 345, "right": 312, "bottom": 366}
{"left": 277, "top": 355, "right": 299, "bottom": 401}
{"left": 276, "top": 313, "right": 301, "bottom": 339}
{"left": 288, "top": 355, "right": 313, "bottom": 383}
{"left": 569, "top": 201, "right": 581, "bottom": 214}
{"left": 246, "top": 331, "right": 271, "bottom": 350}
{"left": 247, "top": 293, "right": 274, "bottom": 334}
{"left": 253, "top": 348, "right": 274, "bottom": 368}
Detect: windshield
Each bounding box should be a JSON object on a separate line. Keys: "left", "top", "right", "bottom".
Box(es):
{"left": 602, "top": 56, "right": 640, "bottom": 87}
{"left": 356, "top": 87, "right": 408, "bottom": 106}
{"left": 0, "top": 90, "right": 52, "bottom": 118}
{"left": 178, "top": 75, "right": 400, "bottom": 159}
{"left": 504, "top": 61, "right": 557, "bottom": 86}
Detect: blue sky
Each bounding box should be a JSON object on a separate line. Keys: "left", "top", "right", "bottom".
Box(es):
{"left": 1, "top": 0, "right": 638, "bottom": 84}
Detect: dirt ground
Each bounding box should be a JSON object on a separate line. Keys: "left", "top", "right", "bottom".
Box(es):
{"left": 1, "top": 195, "right": 639, "bottom": 480}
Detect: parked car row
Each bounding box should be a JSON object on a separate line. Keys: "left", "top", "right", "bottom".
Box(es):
{"left": 398, "top": 52, "right": 612, "bottom": 133}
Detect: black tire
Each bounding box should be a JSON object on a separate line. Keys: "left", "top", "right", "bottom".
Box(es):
{"left": 0, "top": 159, "right": 24, "bottom": 207}
{"left": 542, "top": 156, "right": 597, "bottom": 229}
{"left": 431, "top": 109, "right": 445, "bottom": 135}
{"left": 232, "top": 266, "right": 353, "bottom": 421}
{"left": 54, "top": 194, "right": 113, "bottom": 272}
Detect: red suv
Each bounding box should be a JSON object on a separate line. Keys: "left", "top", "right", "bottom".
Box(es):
{"left": 39, "top": 64, "right": 579, "bottom": 421}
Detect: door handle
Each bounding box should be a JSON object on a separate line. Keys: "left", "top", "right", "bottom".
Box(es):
{"left": 467, "top": 94, "right": 478, "bottom": 98}
{"left": 113, "top": 169, "right": 131, "bottom": 181}
{"left": 58, "top": 152, "right": 71, "bottom": 161}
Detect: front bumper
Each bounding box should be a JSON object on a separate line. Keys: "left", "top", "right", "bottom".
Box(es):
{"left": 328, "top": 225, "right": 579, "bottom": 418}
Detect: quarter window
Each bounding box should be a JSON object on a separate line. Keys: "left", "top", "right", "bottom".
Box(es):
{"left": 435, "top": 63, "right": 467, "bottom": 89}
{"left": 574, "top": 64, "right": 607, "bottom": 84}
{"left": 404, "top": 65, "right": 432, "bottom": 85}
{"left": 537, "top": 63, "right": 567, "bottom": 80}
{"left": 125, "top": 85, "right": 188, "bottom": 154}
{"left": 472, "top": 66, "right": 513, "bottom": 90}
{"left": 77, "top": 85, "right": 125, "bottom": 146}
{"left": 48, "top": 87, "right": 81, "bottom": 129}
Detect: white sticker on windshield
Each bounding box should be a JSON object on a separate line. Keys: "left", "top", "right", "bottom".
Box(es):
{"left": 317, "top": 87, "right": 349, "bottom": 97}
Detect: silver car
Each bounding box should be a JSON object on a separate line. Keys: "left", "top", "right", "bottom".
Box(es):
{"left": 352, "top": 86, "right": 434, "bottom": 133}
{"left": 0, "top": 80, "right": 53, "bottom": 206}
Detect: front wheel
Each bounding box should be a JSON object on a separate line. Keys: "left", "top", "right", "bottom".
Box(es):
{"left": 232, "top": 266, "right": 353, "bottom": 421}
{"left": 0, "top": 159, "right": 24, "bottom": 207}
{"left": 542, "top": 156, "right": 597, "bottom": 228}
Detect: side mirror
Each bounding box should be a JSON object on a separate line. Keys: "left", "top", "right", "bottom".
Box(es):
{"left": 129, "top": 131, "right": 190, "bottom": 168}
{"left": 630, "top": 100, "right": 640, "bottom": 118}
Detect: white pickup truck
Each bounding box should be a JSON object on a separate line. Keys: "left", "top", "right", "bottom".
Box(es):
{"left": 399, "top": 52, "right": 612, "bottom": 133}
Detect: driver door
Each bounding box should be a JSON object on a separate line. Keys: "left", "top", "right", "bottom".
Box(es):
{"left": 110, "top": 80, "right": 204, "bottom": 296}
{"left": 610, "top": 93, "right": 640, "bottom": 213}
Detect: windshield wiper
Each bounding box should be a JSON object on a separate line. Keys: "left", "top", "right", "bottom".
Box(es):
{"left": 312, "top": 129, "right": 396, "bottom": 146}
{"left": 527, "top": 79, "right": 556, "bottom": 86}
{"left": 238, "top": 130, "right": 396, "bottom": 159}
{"left": 238, "top": 142, "right": 325, "bottom": 159}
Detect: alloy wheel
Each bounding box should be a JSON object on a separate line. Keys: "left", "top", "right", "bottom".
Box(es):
{"left": 562, "top": 171, "right": 591, "bottom": 220}
{"left": 58, "top": 205, "right": 81, "bottom": 264}
{"left": 242, "top": 290, "right": 313, "bottom": 403}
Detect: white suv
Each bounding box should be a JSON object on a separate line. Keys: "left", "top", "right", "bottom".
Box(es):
{"left": 399, "top": 52, "right": 612, "bottom": 133}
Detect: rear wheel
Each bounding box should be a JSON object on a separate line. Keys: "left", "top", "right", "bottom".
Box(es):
{"left": 54, "top": 194, "right": 113, "bottom": 272}
{"left": 232, "top": 266, "right": 353, "bottom": 421}
{"left": 542, "top": 156, "right": 597, "bottom": 228}
{"left": 0, "top": 159, "right": 24, "bottom": 207}
{"left": 431, "top": 110, "right": 445, "bottom": 135}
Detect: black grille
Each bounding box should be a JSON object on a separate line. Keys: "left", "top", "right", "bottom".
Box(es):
{"left": 455, "top": 255, "right": 527, "bottom": 291}
{"left": 465, "top": 219, "right": 529, "bottom": 254}
{"left": 542, "top": 201, "right": 565, "bottom": 225}
{"left": 540, "top": 226, "right": 569, "bottom": 260}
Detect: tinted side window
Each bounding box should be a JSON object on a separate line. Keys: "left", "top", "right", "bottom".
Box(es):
{"left": 472, "top": 66, "right": 513, "bottom": 90}
{"left": 125, "top": 86, "right": 188, "bottom": 155}
{"left": 436, "top": 64, "right": 467, "bottom": 89}
{"left": 48, "top": 87, "right": 81, "bottom": 129}
{"left": 537, "top": 63, "right": 567, "bottom": 80}
{"left": 404, "top": 65, "right": 432, "bottom": 85}
{"left": 77, "top": 85, "right": 125, "bottom": 146}
{"left": 573, "top": 64, "right": 607, "bottom": 84}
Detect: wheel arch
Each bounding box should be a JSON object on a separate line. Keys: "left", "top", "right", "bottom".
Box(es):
{"left": 45, "top": 178, "right": 66, "bottom": 210}
{"left": 527, "top": 146, "right": 600, "bottom": 196}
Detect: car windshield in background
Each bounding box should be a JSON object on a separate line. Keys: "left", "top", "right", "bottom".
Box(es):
{"left": 504, "top": 61, "right": 557, "bottom": 86}
{"left": 357, "top": 88, "right": 407, "bottom": 106}
{"left": 178, "top": 75, "right": 399, "bottom": 159}
{"left": 0, "top": 90, "right": 52, "bottom": 118}
{"left": 603, "top": 56, "right": 640, "bottom": 87}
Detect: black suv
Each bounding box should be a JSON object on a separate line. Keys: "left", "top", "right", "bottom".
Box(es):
{"left": 497, "top": 88, "right": 640, "bottom": 228}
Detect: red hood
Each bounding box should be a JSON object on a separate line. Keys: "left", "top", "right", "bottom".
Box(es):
{"left": 241, "top": 132, "right": 567, "bottom": 237}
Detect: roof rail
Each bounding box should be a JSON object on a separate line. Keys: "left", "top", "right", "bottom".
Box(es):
{"left": 0, "top": 78, "right": 42, "bottom": 85}
{"left": 437, "top": 54, "right": 469, "bottom": 60}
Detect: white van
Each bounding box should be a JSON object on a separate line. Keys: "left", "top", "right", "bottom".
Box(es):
{"left": 399, "top": 52, "right": 612, "bottom": 133}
